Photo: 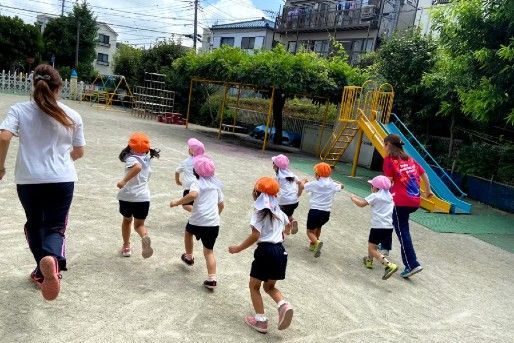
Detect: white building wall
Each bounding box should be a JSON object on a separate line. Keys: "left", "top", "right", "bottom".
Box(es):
{"left": 211, "top": 29, "right": 274, "bottom": 52}
{"left": 416, "top": 0, "right": 436, "bottom": 35}
{"left": 93, "top": 24, "right": 118, "bottom": 75}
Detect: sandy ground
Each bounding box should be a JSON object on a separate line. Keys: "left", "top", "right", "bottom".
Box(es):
{"left": 0, "top": 94, "right": 513, "bottom": 343}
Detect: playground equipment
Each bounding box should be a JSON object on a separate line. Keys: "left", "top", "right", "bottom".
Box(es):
{"left": 133, "top": 72, "right": 175, "bottom": 118}
{"left": 321, "top": 81, "right": 472, "bottom": 214}
{"left": 82, "top": 74, "right": 134, "bottom": 109}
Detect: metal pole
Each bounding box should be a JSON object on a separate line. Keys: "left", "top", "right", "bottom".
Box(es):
{"left": 217, "top": 85, "right": 229, "bottom": 139}
{"left": 317, "top": 100, "right": 330, "bottom": 155}
{"left": 185, "top": 79, "right": 194, "bottom": 128}
{"left": 351, "top": 129, "right": 364, "bottom": 177}
{"left": 61, "top": 0, "right": 65, "bottom": 16}
{"left": 193, "top": 0, "right": 199, "bottom": 50}
{"left": 233, "top": 85, "right": 241, "bottom": 132}
{"left": 262, "top": 86, "right": 275, "bottom": 151}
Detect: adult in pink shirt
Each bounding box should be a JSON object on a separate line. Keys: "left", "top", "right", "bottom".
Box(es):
{"left": 383, "top": 134, "right": 433, "bottom": 278}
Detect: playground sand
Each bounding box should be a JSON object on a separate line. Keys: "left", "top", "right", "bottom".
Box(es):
{"left": 0, "top": 94, "right": 513, "bottom": 342}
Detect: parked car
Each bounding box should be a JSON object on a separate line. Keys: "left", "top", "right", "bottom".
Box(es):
{"left": 250, "top": 124, "right": 301, "bottom": 147}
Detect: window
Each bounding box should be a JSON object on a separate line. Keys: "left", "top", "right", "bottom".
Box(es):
{"left": 314, "top": 40, "right": 329, "bottom": 55}
{"left": 97, "top": 53, "right": 109, "bottom": 65}
{"left": 220, "top": 37, "right": 235, "bottom": 47}
{"left": 287, "top": 41, "right": 297, "bottom": 53}
{"left": 98, "top": 34, "right": 110, "bottom": 46}
{"left": 241, "top": 37, "right": 255, "bottom": 49}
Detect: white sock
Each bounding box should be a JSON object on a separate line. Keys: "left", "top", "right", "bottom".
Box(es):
{"left": 208, "top": 274, "right": 216, "bottom": 281}
{"left": 255, "top": 314, "right": 267, "bottom": 322}
{"left": 277, "top": 299, "right": 286, "bottom": 308}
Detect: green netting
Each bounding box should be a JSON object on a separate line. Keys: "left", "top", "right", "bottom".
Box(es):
{"left": 291, "top": 156, "right": 514, "bottom": 254}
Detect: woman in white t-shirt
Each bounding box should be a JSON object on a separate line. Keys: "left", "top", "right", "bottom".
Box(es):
{"left": 117, "top": 132, "right": 160, "bottom": 259}
{"left": 174, "top": 137, "right": 205, "bottom": 212}
{"left": 271, "top": 154, "right": 304, "bottom": 235}
{"left": 350, "top": 175, "right": 398, "bottom": 280}
{"left": 298, "top": 162, "right": 343, "bottom": 258}
{"left": 0, "top": 64, "right": 85, "bottom": 301}
{"left": 170, "top": 155, "right": 224, "bottom": 290}
{"left": 229, "top": 177, "right": 293, "bottom": 334}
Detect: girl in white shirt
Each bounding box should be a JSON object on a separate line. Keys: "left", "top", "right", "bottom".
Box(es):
{"left": 299, "top": 162, "right": 343, "bottom": 258}
{"left": 175, "top": 138, "right": 205, "bottom": 212}
{"left": 271, "top": 154, "right": 304, "bottom": 235}
{"left": 351, "top": 175, "right": 398, "bottom": 280}
{"left": 0, "top": 64, "right": 85, "bottom": 301}
{"left": 170, "top": 155, "right": 224, "bottom": 290}
{"left": 117, "top": 132, "right": 160, "bottom": 259}
{"left": 229, "top": 177, "right": 294, "bottom": 334}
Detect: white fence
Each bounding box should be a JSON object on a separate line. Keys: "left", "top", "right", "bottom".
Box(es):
{"left": 0, "top": 70, "right": 86, "bottom": 100}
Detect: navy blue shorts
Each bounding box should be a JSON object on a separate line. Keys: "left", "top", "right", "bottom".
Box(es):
{"left": 119, "top": 200, "right": 150, "bottom": 220}
{"left": 250, "top": 242, "right": 288, "bottom": 282}
{"left": 368, "top": 228, "right": 393, "bottom": 246}
{"left": 307, "top": 209, "right": 330, "bottom": 230}
{"left": 186, "top": 222, "right": 219, "bottom": 250}
{"left": 279, "top": 202, "right": 299, "bottom": 217}
{"left": 183, "top": 189, "right": 194, "bottom": 206}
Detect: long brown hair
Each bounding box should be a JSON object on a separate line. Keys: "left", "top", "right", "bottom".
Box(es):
{"left": 384, "top": 134, "right": 409, "bottom": 160}
{"left": 32, "top": 64, "right": 74, "bottom": 128}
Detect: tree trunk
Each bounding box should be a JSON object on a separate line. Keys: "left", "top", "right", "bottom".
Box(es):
{"left": 448, "top": 113, "right": 455, "bottom": 159}
{"left": 272, "top": 92, "right": 286, "bottom": 145}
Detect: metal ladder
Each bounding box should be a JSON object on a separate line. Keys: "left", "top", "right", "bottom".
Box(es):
{"left": 320, "top": 120, "right": 359, "bottom": 166}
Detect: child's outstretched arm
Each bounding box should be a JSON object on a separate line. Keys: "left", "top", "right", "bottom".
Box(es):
{"left": 297, "top": 178, "right": 305, "bottom": 197}
{"left": 350, "top": 195, "right": 368, "bottom": 208}
{"left": 218, "top": 201, "right": 224, "bottom": 214}
{"left": 170, "top": 191, "right": 198, "bottom": 207}
{"left": 174, "top": 171, "right": 182, "bottom": 186}
{"left": 228, "top": 227, "right": 260, "bottom": 254}
{"left": 117, "top": 163, "right": 142, "bottom": 189}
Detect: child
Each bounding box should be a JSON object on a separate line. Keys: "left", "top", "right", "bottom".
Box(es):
{"left": 271, "top": 154, "right": 303, "bottom": 235}
{"left": 175, "top": 138, "right": 205, "bottom": 212}
{"left": 170, "top": 155, "right": 224, "bottom": 290}
{"left": 350, "top": 175, "right": 398, "bottom": 280}
{"left": 117, "top": 132, "right": 159, "bottom": 259}
{"left": 299, "top": 162, "right": 343, "bottom": 258}
{"left": 228, "top": 177, "right": 294, "bottom": 334}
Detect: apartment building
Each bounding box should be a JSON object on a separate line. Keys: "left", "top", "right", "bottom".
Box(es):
{"left": 275, "top": 0, "right": 420, "bottom": 63}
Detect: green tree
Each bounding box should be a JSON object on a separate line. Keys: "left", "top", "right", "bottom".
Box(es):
{"left": 172, "top": 45, "right": 363, "bottom": 144}
{"left": 141, "top": 40, "right": 189, "bottom": 77}
{"left": 0, "top": 15, "right": 42, "bottom": 71}
{"left": 113, "top": 43, "right": 143, "bottom": 87}
{"left": 43, "top": 2, "right": 97, "bottom": 80}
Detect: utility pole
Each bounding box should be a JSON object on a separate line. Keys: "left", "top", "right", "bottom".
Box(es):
{"left": 61, "top": 0, "right": 65, "bottom": 16}
{"left": 75, "top": 21, "right": 80, "bottom": 69}
{"left": 193, "top": 0, "right": 199, "bottom": 51}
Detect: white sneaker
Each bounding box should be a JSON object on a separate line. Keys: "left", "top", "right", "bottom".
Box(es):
{"left": 121, "top": 245, "right": 131, "bottom": 257}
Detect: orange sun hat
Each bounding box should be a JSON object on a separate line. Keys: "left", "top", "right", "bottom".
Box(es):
{"left": 314, "top": 162, "right": 332, "bottom": 177}
{"left": 255, "top": 176, "right": 280, "bottom": 196}
{"left": 128, "top": 132, "right": 150, "bottom": 154}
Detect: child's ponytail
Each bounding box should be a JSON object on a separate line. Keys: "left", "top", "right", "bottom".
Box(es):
{"left": 119, "top": 145, "right": 131, "bottom": 162}
{"left": 149, "top": 148, "right": 161, "bottom": 159}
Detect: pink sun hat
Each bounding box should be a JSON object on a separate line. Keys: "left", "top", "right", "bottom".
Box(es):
{"left": 271, "top": 154, "right": 289, "bottom": 169}
{"left": 187, "top": 138, "right": 205, "bottom": 156}
{"left": 193, "top": 155, "right": 215, "bottom": 177}
{"left": 368, "top": 175, "right": 392, "bottom": 190}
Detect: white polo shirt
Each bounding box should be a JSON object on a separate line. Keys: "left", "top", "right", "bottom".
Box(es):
{"left": 277, "top": 176, "right": 299, "bottom": 205}
{"left": 188, "top": 179, "right": 224, "bottom": 227}
{"left": 251, "top": 210, "right": 289, "bottom": 244}
{"left": 365, "top": 190, "right": 394, "bottom": 229}
{"left": 176, "top": 156, "right": 196, "bottom": 190}
{"left": 0, "top": 101, "right": 85, "bottom": 184}
{"left": 117, "top": 154, "right": 152, "bottom": 202}
{"left": 304, "top": 177, "right": 342, "bottom": 211}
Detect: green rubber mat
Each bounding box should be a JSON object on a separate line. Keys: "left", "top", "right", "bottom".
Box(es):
{"left": 291, "top": 156, "right": 514, "bottom": 254}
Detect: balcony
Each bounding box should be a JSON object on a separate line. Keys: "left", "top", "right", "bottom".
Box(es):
{"left": 96, "top": 60, "right": 110, "bottom": 66}
{"left": 276, "top": 6, "right": 379, "bottom": 33}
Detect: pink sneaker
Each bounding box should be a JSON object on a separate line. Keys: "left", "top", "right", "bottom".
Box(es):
{"left": 244, "top": 316, "right": 268, "bottom": 334}
{"left": 39, "top": 256, "right": 61, "bottom": 301}
{"left": 30, "top": 268, "right": 43, "bottom": 287}
{"left": 277, "top": 302, "right": 294, "bottom": 330}
{"left": 120, "top": 245, "right": 131, "bottom": 257}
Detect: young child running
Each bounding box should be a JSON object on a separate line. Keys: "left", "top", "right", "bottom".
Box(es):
{"left": 175, "top": 138, "right": 205, "bottom": 212}
{"left": 117, "top": 132, "right": 159, "bottom": 258}
{"left": 271, "top": 154, "right": 303, "bottom": 235}
{"left": 170, "top": 155, "right": 224, "bottom": 290}
{"left": 229, "top": 177, "right": 293, "bottom": 334}
{"left": 350, "top": 175, "right": 398, "bottom": 280}
{"left": 299, "top": 162, "right": 343, "bottom": 258}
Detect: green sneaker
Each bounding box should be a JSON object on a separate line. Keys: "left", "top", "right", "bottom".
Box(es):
{"left": 313, "top": 241, "right": 323, "bottom": 258}
{"left": 382, "top": 262, "right": 398, "bottom": 280}
{"left": 309, "top": 243, "right": 315, "bottom": 252}
{"left": 363, "top": 257, "right": 373, "bottom": 269}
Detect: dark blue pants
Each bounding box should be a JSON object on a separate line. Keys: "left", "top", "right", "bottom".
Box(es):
{"left": 17, "top": 182, "right": 74, "bottom": 273}
{"left": 392, "top": 206, "right": 420, "bottom": 270}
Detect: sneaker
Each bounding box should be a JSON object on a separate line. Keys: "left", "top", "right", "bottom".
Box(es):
{"left": 291, "top": 220, "right": 298, "bottom": 235}
{"left": 39, "top": 256, "right": 61, "bottom": 301}
{"left": 30, "top": 268, "right": 43, "bottom": 287}
{"left": 120, "top": 245, "right": 131, "bottom": 257}
{"left": 181, "top": 253, "right": 194, "bottom": 266}
{"left": 382, "top": 262, "right": 398, "bottom": 280}
{"left": 277, "top": 302, "right": 294, "bottom": 330}
{"left": 309, "top": 242, "right": 315, "bottom": 252}
{"left": 141, "top": 236, "right": 153, "bottom": 258}
{"left": 203, "top": 279, "right": 217, "bottom": 290}
{"left": 363, "top": 257, "right": 373, "bottom": 269}
{"left": 313, "top": 240, "right": 323, "bottom": 258}
{"left": 400, "top": 265, "right": 423, "bottom": 278}
{"left": 244, "top": 316, "right": 268, "bottom": 334}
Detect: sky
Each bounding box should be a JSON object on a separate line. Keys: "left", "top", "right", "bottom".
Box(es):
{"left": 0, "top": 0, "right": 285, "bottom": 48}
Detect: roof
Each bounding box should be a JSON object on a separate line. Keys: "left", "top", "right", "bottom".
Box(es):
{"left": 97, "top": 22, "right": 118, "bottom": 36}
{"left": 211, "top": 18, "right": 274, "bottom": 30}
